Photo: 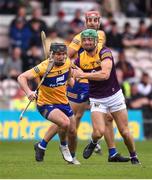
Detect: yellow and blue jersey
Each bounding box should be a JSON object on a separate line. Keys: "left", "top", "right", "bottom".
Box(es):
{"left": 31, "top": 58, "right": 71, "bottom": 106}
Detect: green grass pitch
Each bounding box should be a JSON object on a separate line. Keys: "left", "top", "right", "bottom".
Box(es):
{"left": 0, "top": 140, "right": 152, "bottom": 179}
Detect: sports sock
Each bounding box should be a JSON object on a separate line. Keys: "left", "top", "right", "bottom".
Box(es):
{"left": 91, "top": 138, "right": 98, "bottom": 144}
{"left": 71, "top": 152, "right": 75, "bottom": 158}
{"left": 60, "top": 141, "right": 67, "bottom": 146}
{"left": 109, "top": 148, "right": 117, "bottom": 157}
{"left": 40, "top": 139, "right": 48, "bottom": 149}
{"left": 130, "top": 151, "right": 137, "bottom": 158}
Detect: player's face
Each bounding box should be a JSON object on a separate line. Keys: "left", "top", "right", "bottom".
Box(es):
{"left": 85, "top": 17, "right": 100, "bottom": 30}
{"left": 53, "top": 52, "right": 67, "bottom": 66}
{"left": 81, "top": 37, "right": 96, "bottom": 52}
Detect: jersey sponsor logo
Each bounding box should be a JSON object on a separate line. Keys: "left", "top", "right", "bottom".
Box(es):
{"left": 72, "top": 39, "right": 80, "bottom": 45}
{"left": 34, "top": 66, "right": 40, "bottom": 73}
{"left": 48, "top": 75, "right": 66, "bottom": 87}
{"left": 56, "top": 75, "right": 65, "bottom": 83}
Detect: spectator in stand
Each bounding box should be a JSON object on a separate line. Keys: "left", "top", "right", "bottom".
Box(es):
{"left": 116, "top": 68, "right": 131, "bottom": 99}
{"left": 116, "top": 50, "right": 135, "bottom": 80}
{"left": 9, "top": 17, "right": 32, "bottom": 52}
{"left": 0, "top": 54, "right": 6, "bottom": 79}
{"left": 3, "top": 47, "right": 22, "bottom": 79}
{"left": 147, "top": 12, "right": 152, "bottom": 37}
{"left": 28, "top": 7, "right": 47, "bottom": 33}
{"left": 123, "top": 0, "right": 145, "bottom": 17}
{"left": 103, "top": 12, "right": 114, "bottom": 32}
{"left": 122, "top": 22, "right": 135, "bottom": 48}
{"left": 53, "top": 10, "right": 70, "bottom": 39}
{"left": 134, "top": 19, "right": 150, "bottom": 48}
{"left": 70, "top": 9, "right": 84, "bottom": 34}
{"left": 127, "top": 83, "right": 150, "bottom": 110}
{"left": 0, "top": 0, "right": 18, "bottom": 14}
{"left": 106, "top": 21, "right": 123, "bottom": 51}
{"left": 29, "top": 19, "right": 42, "bottom": 48}
{"left": 10, "top": 5, "right": 27, "bottom": 28}
{"left": 137, "top": 72, "right": 152, "bottom": 98}
{"left": 22, "top": 45, "right": 41, "bottom": 71}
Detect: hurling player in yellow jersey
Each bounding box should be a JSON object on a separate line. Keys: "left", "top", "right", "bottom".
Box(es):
{"left": 73, "top": 29, "right": 140, "bottom": 165}
{"left": 18, "top": 43, "right": 75, "bottom": 163}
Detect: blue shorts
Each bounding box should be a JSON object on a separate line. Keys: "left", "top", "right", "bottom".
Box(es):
{"left": 37, "top": 104, "right": 73, "bottom": 119}
{"left": 67, "top": 81, "right": 89, "bottom": 103}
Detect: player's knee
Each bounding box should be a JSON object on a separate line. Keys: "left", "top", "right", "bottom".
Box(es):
{"left": 69, "top": 125, "right": 77, "bottom": 136}
{"left": 75, "top": 112, "right": 83, "bottom": 122}
{"left": 60, "top": 118, "right": 70, "bottom": 129}
{"left": 120, "top": 128, "right": 130, "bottom": 139}
{"left": 93, "top": 128, "right": 104, "bottom": 139}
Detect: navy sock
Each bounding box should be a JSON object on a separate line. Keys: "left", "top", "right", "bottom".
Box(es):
{"left": 91, "top": 139, "right": 98, "bottom": 144}
{"left": 60, "top": 141, "right": 67, "bottom": 146}
{"left": 71, "top": 152, "right": 75, "bottom": 158}
{"left": 40, "top": 139, "right": 48, "bottom": 149}
{"left": 130, "top": 151, "right": 137, "bottom": 158}
{"left": 109, "top": 148, "right": 117, "bottom": 157}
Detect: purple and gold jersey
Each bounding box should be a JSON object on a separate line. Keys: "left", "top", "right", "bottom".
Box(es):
{"left": 31, "top": 58, "right": 71, "bottom": 106}
{"left": 75, "top": 45, "right": 120, "bottom": 98}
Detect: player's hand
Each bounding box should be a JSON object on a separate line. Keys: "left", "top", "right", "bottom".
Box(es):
{"left": 27, "top": 90, "right": 37, "bottom": 101}
{"left": 73, "top": 67, "right": 84, "bottom": 79}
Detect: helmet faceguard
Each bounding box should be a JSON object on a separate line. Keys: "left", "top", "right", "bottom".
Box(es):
{"left": 49, "top": 43, "right": 67, "bottom": 66}
{"left": 81, "top": 29, "right": 98, "bottom": 52}
{"left": 85, "top": 11, "right": 100, "bottom": 19}
{"left": 85, "top": 11, "right": 101, "bottom": 30}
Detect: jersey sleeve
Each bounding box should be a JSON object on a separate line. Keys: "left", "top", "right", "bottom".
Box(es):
{"left": 31, "top": 60, "right": 48, "bottom": 78}
{"left": 98, "top": 30, "right": 106, "bottom": 45}
{"left": 69, "top": 34, "right": 81, "bottom": 51}
{"left": 99, "top": 48, "right": 113, "bottom": 61}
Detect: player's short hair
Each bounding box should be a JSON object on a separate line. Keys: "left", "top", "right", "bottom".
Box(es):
{"left": 85, "top": 10, "right": 100, "bottom": 19}
{"left": 50, "top": 43, "right": 67, "bottom": 53}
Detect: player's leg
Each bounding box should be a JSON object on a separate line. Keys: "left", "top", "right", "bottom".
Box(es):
{"left": 35, "top": 105, "right": 72, "bottom": 162}
{"left": 68, "top": 101, "right": 87, "bottom": 164}
{"left": 48, "top": 108, "right": 72, "bottom": 162}
{"left": 109, "top": 90, "right": 140, "bottom": 164}
{"left": 104, "top": 113, "right": 130, "bottom": 162}
{"left": 111, "top": 109, "right": 140, "bottom": 164}
{"left": 34, "top": 124, "right": 58, "bottom": 161}
{"left": 83, "top": 111, "right": 106, "bottom": 159}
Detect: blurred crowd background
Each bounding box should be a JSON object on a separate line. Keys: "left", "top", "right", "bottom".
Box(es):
{"left": 0, "top": 0, "right": 152, "bottom": 138}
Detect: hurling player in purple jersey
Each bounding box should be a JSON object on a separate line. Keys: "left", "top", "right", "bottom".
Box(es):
{"left": 73, "top": 29, "right": 140, "bottom": 165}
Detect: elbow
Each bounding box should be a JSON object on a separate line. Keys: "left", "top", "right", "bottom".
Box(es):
{"left": 99, "top": 72, "right": 110, "bottom": 80}
{"left": 17, "top": 73, "right": 24, "bottom": 84}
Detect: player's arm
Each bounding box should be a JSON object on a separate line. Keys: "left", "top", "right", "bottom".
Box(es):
{"left": 68, "top": 34, "right": 81, "bottom": 58}
{"left": 74, "top": 60, "right": 112, "bottom": 81}
{"left": 18, "top": 62, "right": 44, "bottom": 100}
{"left": 18, "top": 69, "right": 38, "bottom": 101}
{"left": 73, "top": 50, "right": 113, "bottom": 81}
{"left": 67, "top": 67, "right": 75, "bottom": 87}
